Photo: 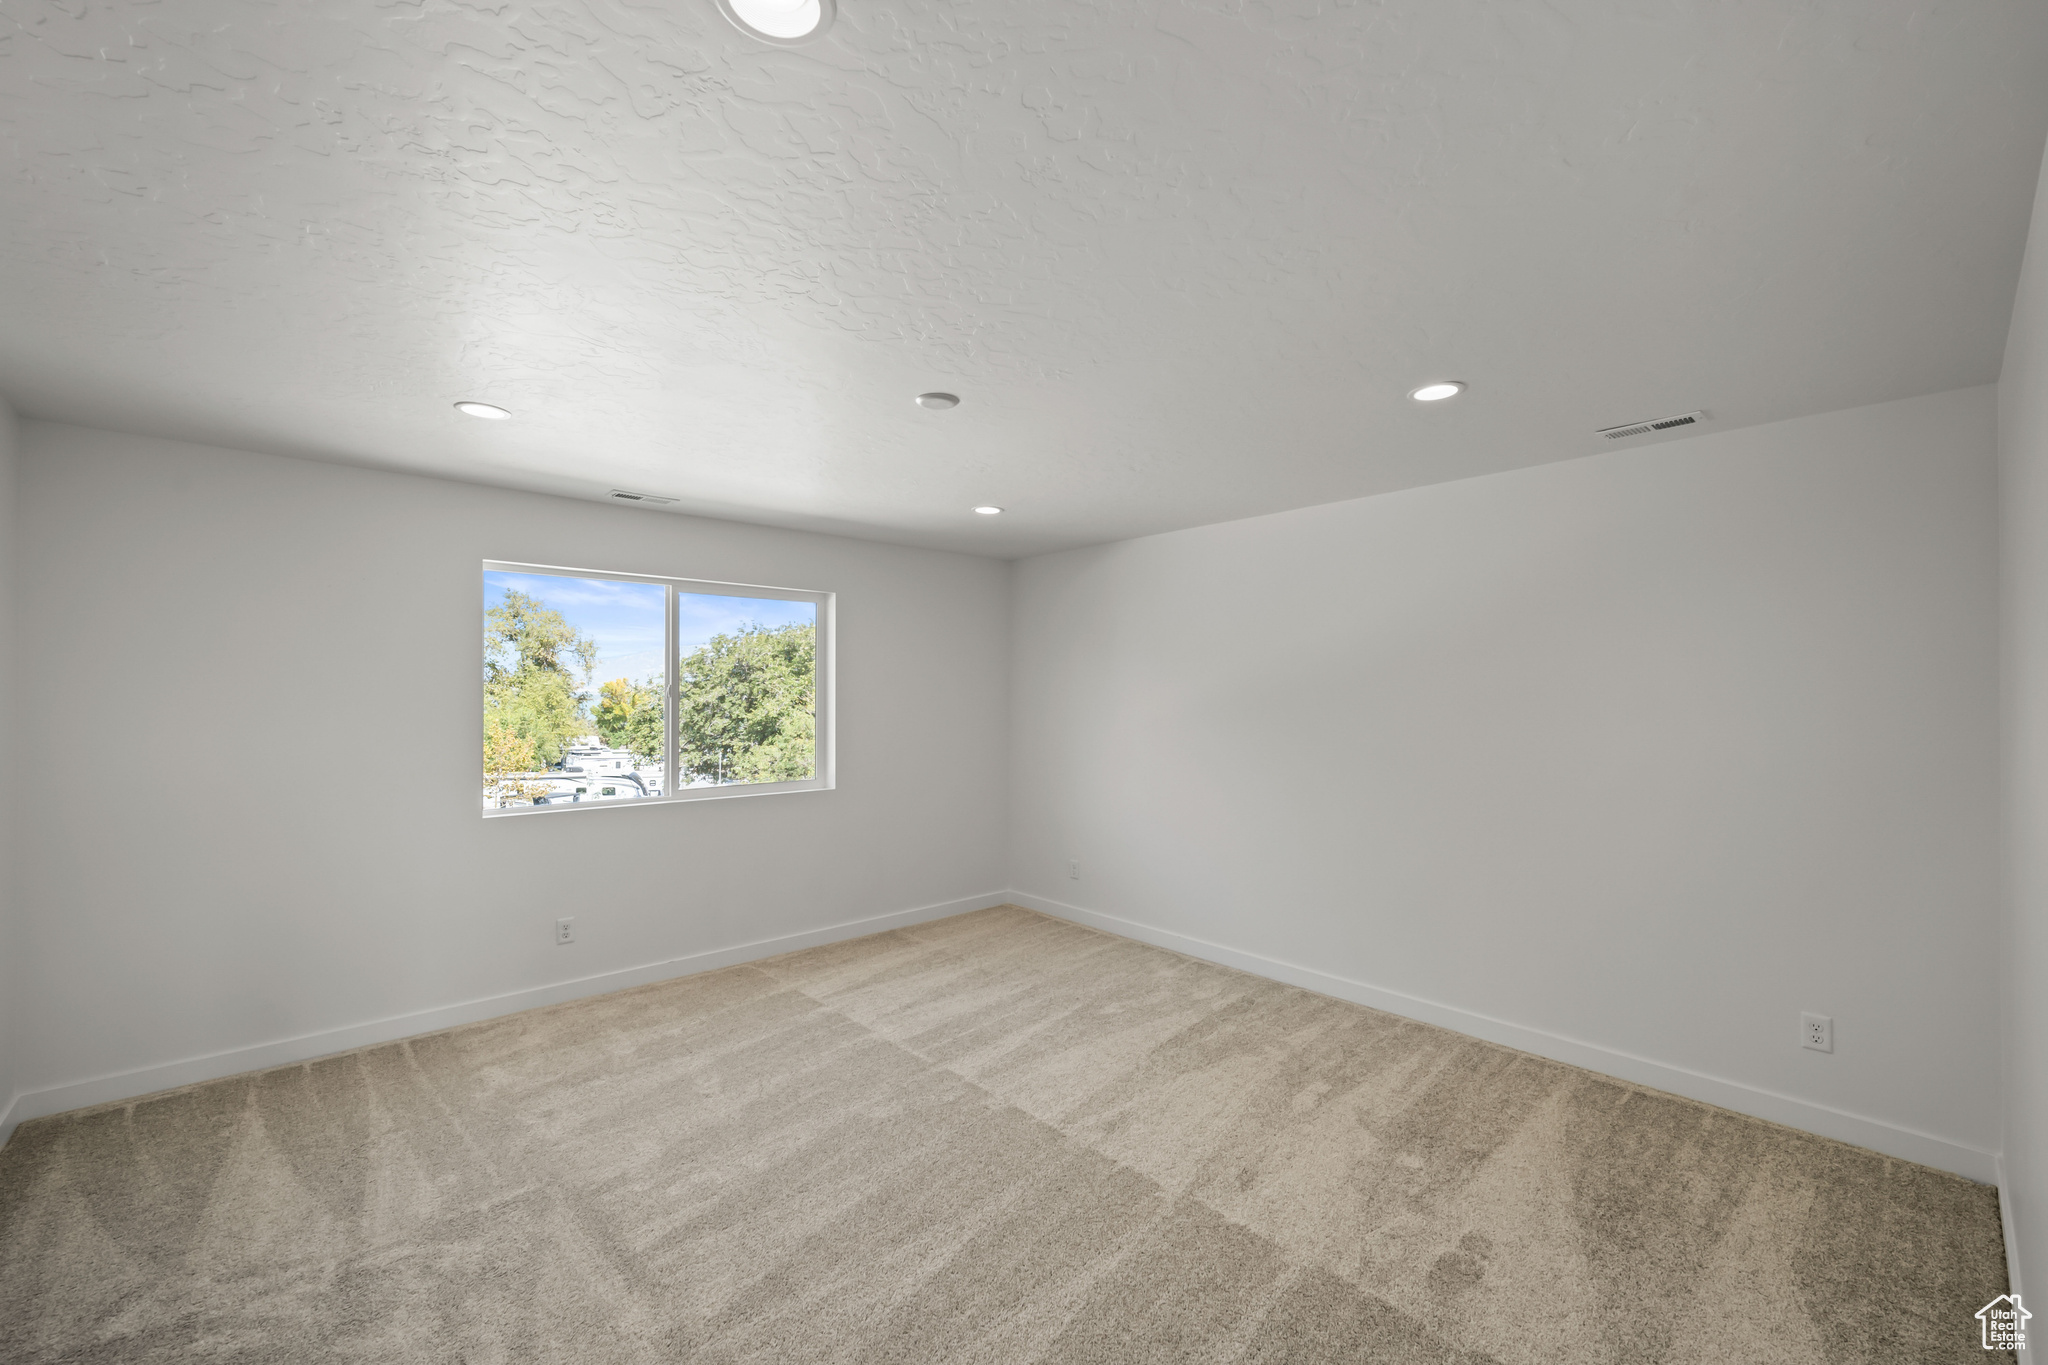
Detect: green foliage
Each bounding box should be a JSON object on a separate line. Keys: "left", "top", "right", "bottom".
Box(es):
{"left": 483, "top": 715, "right": 556, "bottom": 807}
{"left": 483, "top": 590, "right": 596, "bottom": 771}
{"left": 595, "top": 677, "right": 665, "bottom": 763}
{"left": 678, "top": 622, "right": 816, "bottom": 785}
{"left": 482, "top": 591, "right": 814, "bottom": 796}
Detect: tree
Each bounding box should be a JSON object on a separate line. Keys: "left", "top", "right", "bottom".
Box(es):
{"left": 483, "top": 589, "right": 597, "bottom": 776}
{"left": 484, "top": 715, "right": 556, "bottom": 808}
{"left": 677, "top": 622, "right": 815, "bottom": 785}
{"left": 595, "top": 677, "right": 665, "bottom": 763}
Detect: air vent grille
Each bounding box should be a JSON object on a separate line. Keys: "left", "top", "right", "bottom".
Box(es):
{"left": 608, "top": 489, "right": 677, "bottom": 505}
{"left": 1597, "top": 410, "right": 1706, "bottom": 441}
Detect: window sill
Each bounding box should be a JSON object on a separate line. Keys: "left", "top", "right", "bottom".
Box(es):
{"left": 482, "top": 778, "right": 831, "bottom": 817}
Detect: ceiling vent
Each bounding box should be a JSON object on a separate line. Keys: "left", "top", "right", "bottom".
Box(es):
{"left": 1597, "top": 410, "right": 1707, "bottom": 441}
{"left": 608, "top": 489, "right": 676, "bottom": 506}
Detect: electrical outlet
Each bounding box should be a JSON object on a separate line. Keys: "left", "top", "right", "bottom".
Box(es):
{"left": 1801, "top": 1012, "right": 1832, "bottom": 1053}
{"left": 556, "top": 917, "right": 575, "bottom": 946}
{"left": 1069, "top": 860, "right": 1080, "bottom": 880}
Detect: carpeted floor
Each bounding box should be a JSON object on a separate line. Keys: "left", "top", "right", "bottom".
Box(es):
{"left": 0, "top": 906, "right": 2012, "bottom": 1363}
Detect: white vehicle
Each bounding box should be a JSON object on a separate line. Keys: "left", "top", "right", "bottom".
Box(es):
{"left": 483, "top": 740, "right": 663, "bottom": 807}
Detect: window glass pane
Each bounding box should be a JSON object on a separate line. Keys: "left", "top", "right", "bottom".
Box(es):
{"left": 676, "top": 592, "right": 817, "bottom": 787}
{"left": 483, "top": 571, "right": 667, "bottom": 808}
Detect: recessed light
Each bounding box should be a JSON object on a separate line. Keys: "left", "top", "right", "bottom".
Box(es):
{"left": 715, "top": 0, "right": 834, "bottom": 43}
{"left": 916, "top": 392, "right": 961, "bottom": 410}
{"left": 973, "top": 506, "right": 1003, "bottom": 516}
{"left": 1409, "top": 382, "right": 1464, "bottom": 403}
{"left": 455, "top": 401, "right": 512, "bottom": 420}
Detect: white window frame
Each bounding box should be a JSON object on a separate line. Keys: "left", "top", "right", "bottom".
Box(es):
{"left": 482, "top": 560, "right": 834, "bottom": 818}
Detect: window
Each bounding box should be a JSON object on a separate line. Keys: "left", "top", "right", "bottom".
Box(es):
{"left": 482, "top": 562, "right": 831, "bottom": 815}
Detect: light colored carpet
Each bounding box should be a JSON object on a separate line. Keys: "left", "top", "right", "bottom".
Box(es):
{"left": 0, "top": 906, "right": 2011, "bottom": 1363}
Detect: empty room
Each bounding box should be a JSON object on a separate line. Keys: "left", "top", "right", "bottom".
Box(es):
{"left": 2, "top": 1, "right": 2047, "bottom": 1361}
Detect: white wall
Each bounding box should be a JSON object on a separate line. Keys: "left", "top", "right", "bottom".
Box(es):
{"left": 0, "top": 399, "right": 16, "bottom": 1126}
{"left": 1009, "top": 387, "right": 2002, "bottom": 1179}
{"left": 1998, "top": 135, "right": 2048, "bottom": 1304}
{"left": 0, "top": 422, "right": 1011, "bottom": 1132}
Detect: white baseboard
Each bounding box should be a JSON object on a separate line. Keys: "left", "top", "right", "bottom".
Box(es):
{"left": 1010, "top": 891, "right": 2002, "bottom": 1185}
{"left": 1999, "top": 1154, "right": 2025, "bottom": 1299}
{"left": 0, "top": 890, "right": 1011, "bottom": 1144}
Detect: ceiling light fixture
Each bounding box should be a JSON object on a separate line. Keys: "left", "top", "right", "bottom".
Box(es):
{"left": 714, "top": 0, "right": 834, "bottom": 44}
{"left": 916, "top": 392, "right": 960, "bottom": 410}
{"left": 1409, "top": 382, "right": 1464, "bottom": 403}
{"left": 454, "top": 401, "right": 511, "bottom": 420}
{"left": 973, "top": 506, "right": 1003, "bottom": 516}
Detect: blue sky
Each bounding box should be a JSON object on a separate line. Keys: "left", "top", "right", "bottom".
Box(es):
{"left": 485, "top": 571, "right": 815, "bottom": 688}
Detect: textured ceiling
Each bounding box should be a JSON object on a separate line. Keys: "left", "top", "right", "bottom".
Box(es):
{"left": 2, "top": 0, "right": 2045, "bottom": 556}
